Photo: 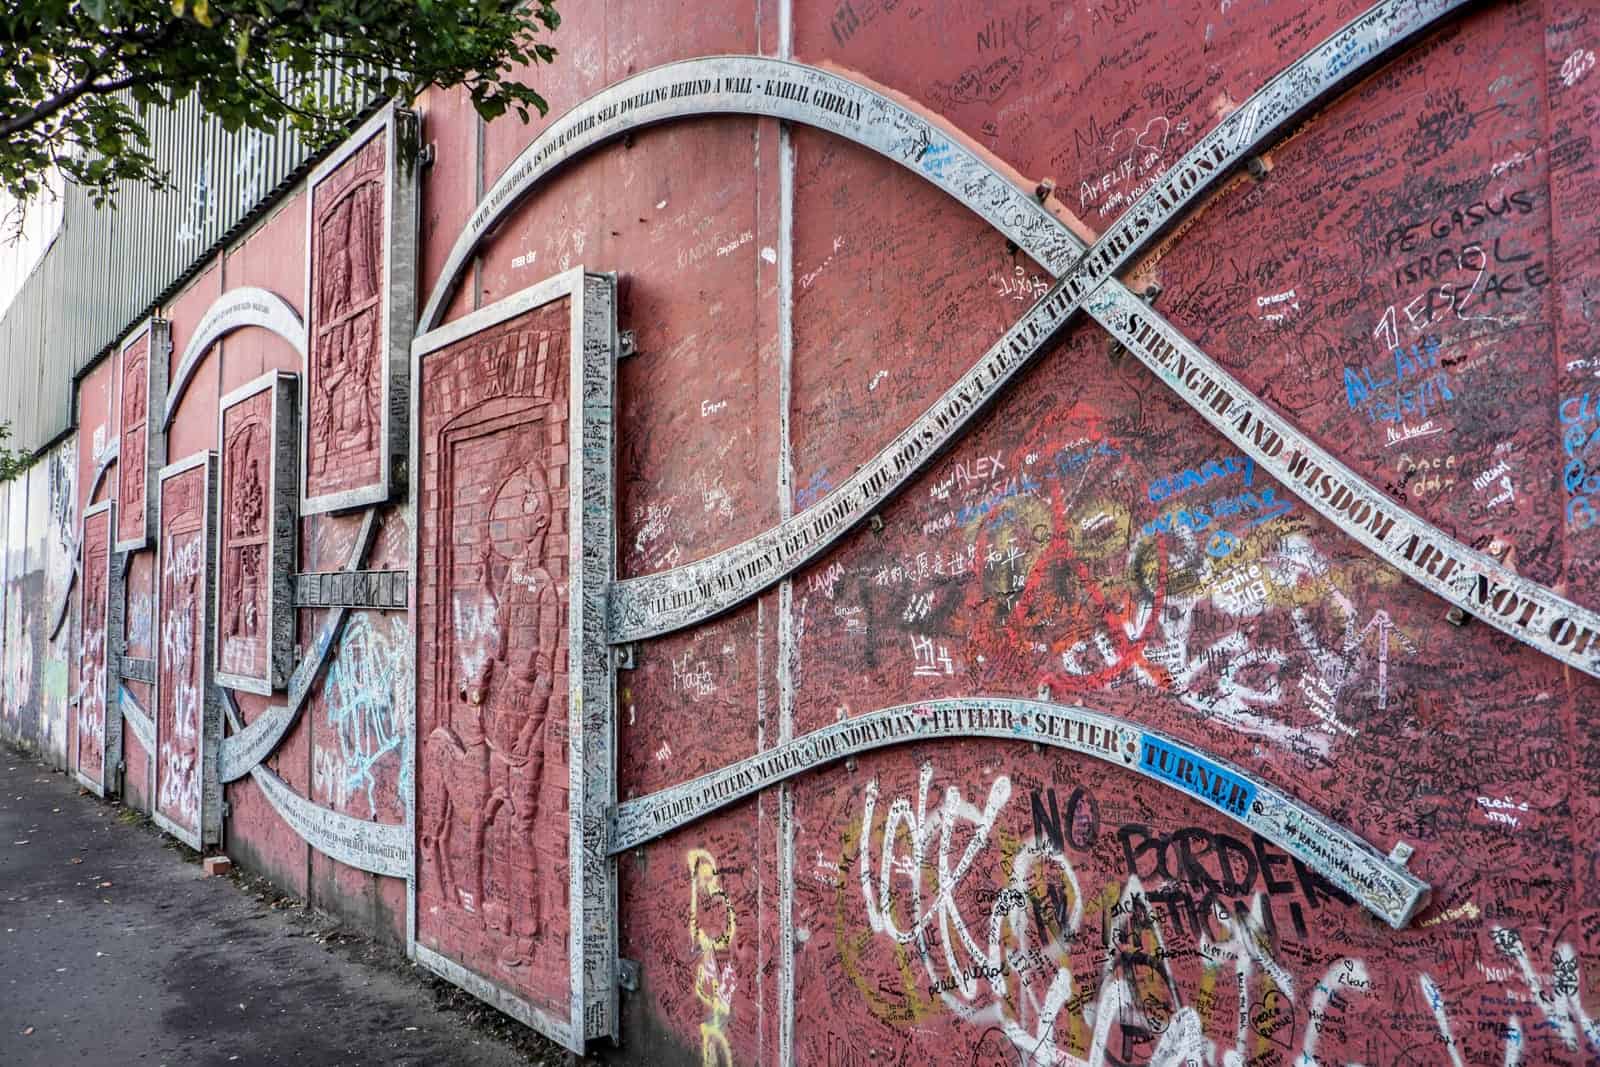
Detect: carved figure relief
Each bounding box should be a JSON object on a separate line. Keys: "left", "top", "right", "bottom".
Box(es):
{"left": 219, "top": 399, "right": 269, "bottom": 681}
{"left": 417, "top": 302, "right": 574, "bottom": 1018}
{"left": 307, "top": 133, "right": 386, "bottom": 500}
{"left": 117, "top": 335, "right": 149, "bottom": 547}
{"left": 158, "top": 467, "right": 206, "bottom": 833}
{"left": 77, "top": 508, "right": 110, "bottom": 784}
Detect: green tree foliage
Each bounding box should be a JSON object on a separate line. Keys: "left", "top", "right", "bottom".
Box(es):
{"left": 0, "top": 421, "right": 30, "bottom": 482}
{"left": 0, "top": 0, "right": 561, "bottom": 207}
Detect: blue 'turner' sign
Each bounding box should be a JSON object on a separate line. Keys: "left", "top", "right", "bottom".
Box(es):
{"left": 1139, "top": 734, "right": 1258, "bottom": 819}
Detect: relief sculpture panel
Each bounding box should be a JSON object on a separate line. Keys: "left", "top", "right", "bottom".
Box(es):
{"left": 416, "top": 297, "right": 576, "bottom": 1035}
{"left": 156, "top": 454, "right": 221, "bottom": 848}
{"left": 75, "top": 501, "right": 115, "bottom": 794}
{"left": 303, "top": 105, "right": 416, "bottom": 515}
{"left": 216, "top": 373, "right": 296, "bottom": 693}
{"left": 117, "top": 336, "right": 149, "bottom": 548}
{"left": 308, "top": 133, "right": 383, "bottom": 500}
{"left": 115, "top": 320, "right": 168, "bottom": 552}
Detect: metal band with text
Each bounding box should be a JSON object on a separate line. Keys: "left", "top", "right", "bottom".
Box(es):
{"left": 1088, "top": 285, "right": 1600, "bottom": 676}
{"left": 611, "top": 699, "right": 1429, "bottom": 928}
{"left": 551, "top": 1, "right": 1468, "bottom": 640}
{"left": 249, "top": 763, "right": 410, "bottom": 878}
{"left": 163, "top": 289, "right": 306, "bottom": 431}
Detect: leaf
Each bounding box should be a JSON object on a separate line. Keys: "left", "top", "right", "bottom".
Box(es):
{"left": 170, "top": 0, "right": 185, "bottom": 15}
{"left": 193, "top": 0, "right": 212, "bottom": 27}
{"left": 234, "top": 28, "right": 250, "bottom": 68}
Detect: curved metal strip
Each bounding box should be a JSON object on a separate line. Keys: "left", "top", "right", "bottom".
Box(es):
{"left": 218, "top": 704, "right": 291, "bottom": 782}
{"left": 418, "top": 58, "right": 1076, "bottom": 332}
{"left": 583, "top": 3, "right": 1462, "bottom": 640}
{"left": 48, "top": 550, "right": 78, "bottom": 641}
{"left": 161, "top": 288, "right": 306, "bottom": 432}
{"left": 248, "top": 763, "right": 410, "bottom": 878}
{"left": 88, "top": 442, "right": 119, "bottom": 502}
{"left": 118, "top": 683, "right": 155, "bottom": 757}
{"left": 217, "top": 507, "right": 380, "bottom": 781}
{"left": 587, "top": 37, "right": 1600, "bottom": 673}
{"left": 611, "top": 698, "right": 1430, "bottom": 929}
{"left": 1088, "top": 287, "right": 1600, "bottom": 676}
{"left": 1051, "top": 0, "right": 1469, "bottom": 305}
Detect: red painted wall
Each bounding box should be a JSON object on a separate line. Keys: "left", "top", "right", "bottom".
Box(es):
{"left": 36, "top": 0, "right": 1600, "bottom": 1063}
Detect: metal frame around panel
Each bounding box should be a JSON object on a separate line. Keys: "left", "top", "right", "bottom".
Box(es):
{"left": 114, "top": 317, "right": 170, "bottom": 553}
{"left": 407, "top": 266, "right": 618, "bottom": 1052}
{"left": 152, "top": 451, "right": 223, "bottom": 850}
{"left": 300, "top": 103, "right": 419, "bottom": 517}
{"left": 213, "top": 371, "right": 299, "bottom": 694}
{"left": 161, "top": 289, "right": 306, "bottom": 431}
{"left": 75, "top": 499, "right": 122, "bottom": 797}
{"left": 611, "top": 698, "right": 1429, "bottom": 929}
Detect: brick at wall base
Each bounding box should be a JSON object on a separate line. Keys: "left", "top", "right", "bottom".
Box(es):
{"left": 203, "top": 855, "right": 233, "bottom": 877}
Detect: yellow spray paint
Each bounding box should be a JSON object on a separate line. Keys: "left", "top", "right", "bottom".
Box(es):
{"left": 688, "top": 849, "right": 736, "bottom": 1067}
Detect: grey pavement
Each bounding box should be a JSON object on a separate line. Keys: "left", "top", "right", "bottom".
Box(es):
{"left": 0, "top": 745, "right": 568, "bottom": 1066}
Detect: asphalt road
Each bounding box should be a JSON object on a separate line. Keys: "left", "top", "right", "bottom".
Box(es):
{"left": 0, "top": 746, "right": 563, "bottom": 1066}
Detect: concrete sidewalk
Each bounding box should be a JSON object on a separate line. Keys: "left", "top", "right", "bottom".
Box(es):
{"left": 0, "top": 747, "right": 566, "bottom": 1066}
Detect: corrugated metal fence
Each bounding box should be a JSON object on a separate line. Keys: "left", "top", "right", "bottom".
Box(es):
{"left": 0, "top": 81, "right": 379, "bottom": 454}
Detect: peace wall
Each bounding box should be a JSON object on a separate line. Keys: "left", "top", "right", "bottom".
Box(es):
{"left": 3, "top": 0, "right": 1600, "bottom": 1063}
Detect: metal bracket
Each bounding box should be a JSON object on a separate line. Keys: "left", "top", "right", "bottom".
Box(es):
{"left": 613, "top": 643, "right": 636, "bottom": 670}
{"left": 867, "top": 514, "right": 884, "bottom": 533}
{"left": 618, "top": 329, "right": 638, "bottom": 359}
{"left": 1246, "top": 155, "right": 1270, "bottom": 180}
{"left": 617, "top": 957, "right": 640, "bottom": 992}
{"left": 1445, "top": 607, "right": 1471, "bottom": 627}
{"left": 1387, "top": 840, "right": 1415, "bottom": 866}
{"left": 417, "top": 142, "right": 437, "bottom": 168}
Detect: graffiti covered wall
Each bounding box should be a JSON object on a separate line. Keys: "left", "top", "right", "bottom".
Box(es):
{"left": 0, "top": 437, "right": 78, "bottom": 765}
{"left": 0, "top": 0, "right": 1597, "bottom": 1063}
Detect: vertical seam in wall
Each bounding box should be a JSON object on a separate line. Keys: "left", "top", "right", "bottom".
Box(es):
{"left": 1536, "top": 0, "right": 1581, "bottom": 889}
{"left": 776, "top": 0, "right": 795, "bottom": 1061}
{"left": 752, "top": 77, "right": 768, "bottom": 1060}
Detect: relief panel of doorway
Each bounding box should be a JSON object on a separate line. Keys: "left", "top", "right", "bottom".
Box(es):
{"left": 215, "top": 371, "right": 298, "bottom": 694}
{"left": 411, "top": 270, "right": 617, "bottom": 1052}
{"left": 301, "top": 104, "right": 418, "bottom": 516}
{"left": 155, "top": 452, "right": 223, "bottom": 849}
{"left": 75, "top": 499, "right": 121, "bottom": 796}
{"left": 115, "top": 319, "right": 170, "bottom": 553}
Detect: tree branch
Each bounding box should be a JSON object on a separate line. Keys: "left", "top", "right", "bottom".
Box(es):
{"left": 0, "top": 71, "right": 152, "bottom": 140}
